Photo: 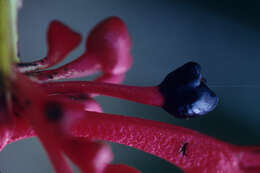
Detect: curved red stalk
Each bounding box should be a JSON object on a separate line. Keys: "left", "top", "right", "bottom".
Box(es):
{"left": 18, "top": 21, "right": 82, "bottom": 73}
{"left": 68, "top": 111, "right": 260, "bottom": 173}
{"left": 43, "top": 81, "right": 164, "bottom": 107}
{"left": 5, "top": 71, "right": 257, "bottom": 173}
{"left": 42, "top": 61, "right": 220, "bottom": 119}
{"left": 4, "top": 102, "right": 260, "bottom": 173}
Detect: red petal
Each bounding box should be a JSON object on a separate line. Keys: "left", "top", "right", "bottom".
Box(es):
{"left": 17, "top": 20, "right": 81, "bottom": 73}
{"left": 86, "top": 16, "right": 132, "bottom": 75}
{"left": 46, "top": 20, "right": 82, "bottom": 67}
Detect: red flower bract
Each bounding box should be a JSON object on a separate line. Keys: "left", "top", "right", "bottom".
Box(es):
{"left": 0, "top": 16, "right": 259, "bottom": 173}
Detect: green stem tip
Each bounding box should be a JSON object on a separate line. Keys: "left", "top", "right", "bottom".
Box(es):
{"left": 0, "top": 0, "right": 19, "bottom": 89}
{"left": 0, "top": 0, "right": 19, "bottom": 78}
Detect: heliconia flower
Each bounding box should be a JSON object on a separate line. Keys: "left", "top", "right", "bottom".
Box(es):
{"left": 0, "top": 16, "right": 259, "bottom": 173}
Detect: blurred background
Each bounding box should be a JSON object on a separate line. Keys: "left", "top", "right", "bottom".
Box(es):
{"left": 1, "top": 0, "right": 260, "bottom": 172}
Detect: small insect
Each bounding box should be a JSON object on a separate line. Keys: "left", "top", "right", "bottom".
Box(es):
{"left": 179, "top": 142, "right": 189, "bottom": 156}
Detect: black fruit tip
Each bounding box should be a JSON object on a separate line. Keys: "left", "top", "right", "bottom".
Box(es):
{"left": 159, "top": 61, "right": 218, "bottom": 119}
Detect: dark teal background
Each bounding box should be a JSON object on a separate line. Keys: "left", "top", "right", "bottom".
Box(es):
{"left": 0, "top": 0, "right": 260, "bottom": 172}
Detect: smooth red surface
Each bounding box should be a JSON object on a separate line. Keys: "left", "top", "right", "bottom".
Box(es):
{"left": 86, "top": 16, "right": 132, "bottom": 75}
{"left": 45, "top": 20, "right": 82, "bottom": 68}
{"left": 43, "top": 81, "right": 164, "bottom": 107}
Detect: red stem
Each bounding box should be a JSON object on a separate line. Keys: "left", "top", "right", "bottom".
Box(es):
{"left": 43, "top": 81, "right": 164, "bottom": 106}
{"left": 5, "top": 110, "right": 260, "bottom": 173}
{"left": 68, "top": 111, "right": 246, "bottom": 173}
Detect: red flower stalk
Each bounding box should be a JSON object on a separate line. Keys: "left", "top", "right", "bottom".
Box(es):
{"left": 0, "top": 16, "right": 259, "bottom": 173}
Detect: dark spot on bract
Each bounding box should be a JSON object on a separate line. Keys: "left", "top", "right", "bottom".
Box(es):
{"left": 11, "top": 95, "right": 18, "bottom": 103}
{"left": 44, "top": 102, "right": 63, "bottom": 122}
{"left": 13, "top": 111, "right": 19, "bottom": 117}
{"left": 25, "top": 100, "right": 31, "bottom": 106}
{"left": 11, "top": 94, "right": 24, "bottom": 113}
{"left": 47, "top": 74, "right": 53, "bottom": 79}
{"left": 53, "top": 72, "right": 58, "bottom": 75}
{"left": 69, "top": 94, "right": 89, "bottom": 101}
